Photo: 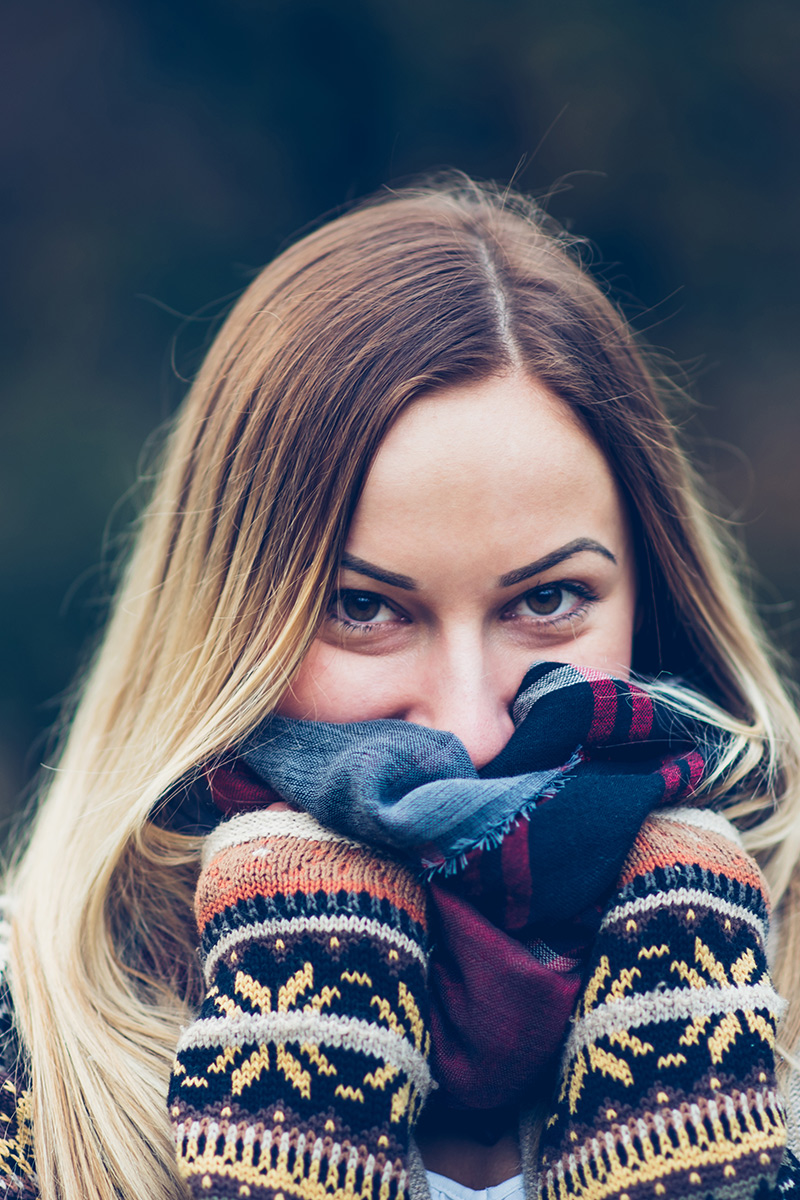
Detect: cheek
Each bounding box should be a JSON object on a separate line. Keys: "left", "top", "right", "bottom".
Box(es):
{"left": 572, "top": 626, "right": 635, "bottom": 678}
{"left": 563, "top": 578, "right": 637, "bottom": 678}
{"left": 276, "top": 641, "right": 411, "bottom": 722}
{"left": 277, "top": 576, "right": 639, "bottom": 721}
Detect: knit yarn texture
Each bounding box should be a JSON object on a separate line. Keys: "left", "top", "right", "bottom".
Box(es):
{"left": 0, "top": 666, "right": 793, "bottom": 1198}
{"left": 169, "top": 804, "right": 786, "bottom": 1200}
{"left": 171, "top": 810, "right": 432, "bottom": 1200}
{"left": 216, "top": 662, "right": 726, "bottom": 1113}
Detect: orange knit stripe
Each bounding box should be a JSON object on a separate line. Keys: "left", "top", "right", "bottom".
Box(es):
{"left": 196, "top": 836, "right": 427, "bottom": 928}
{"left": 618, "top": 817, "right": 767, "bottom": 895}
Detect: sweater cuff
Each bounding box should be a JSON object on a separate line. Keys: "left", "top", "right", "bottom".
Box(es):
{"left": 170, "top": 810, "right": 433, "bottom": 1200}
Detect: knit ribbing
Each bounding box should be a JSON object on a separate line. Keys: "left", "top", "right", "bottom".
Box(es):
{"left": 0, "top": 900, "right": 36, "bottom": 1199}
{"left": 170, "top": 809, "right": 432, "bottom": 1200}
{"left": 0, "top": 804, "right": 789, "bottom": 1200}
{"left": 536, "top": 809, "right": 785, "bottom": 1200}
{"left": 170, "top": 805, "right": 788, "bottom": 1200}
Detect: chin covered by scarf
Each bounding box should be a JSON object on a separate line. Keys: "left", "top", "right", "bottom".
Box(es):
{"left": 168, "top": 662, "right": 786, "bottom": 1200}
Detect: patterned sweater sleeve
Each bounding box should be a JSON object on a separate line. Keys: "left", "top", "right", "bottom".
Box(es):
{"left": 536, "top": 807, "right": 787, "bottom": 1200}
{"left": 0, "top": 903, "right": 37, "bottom": 1199}
{"left": 169, "top": 809, "right": 433, "bottom": 1200}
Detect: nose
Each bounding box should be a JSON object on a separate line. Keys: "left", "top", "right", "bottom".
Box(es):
{"left": 400, "top": 633, "right": 517, "bottom": 769}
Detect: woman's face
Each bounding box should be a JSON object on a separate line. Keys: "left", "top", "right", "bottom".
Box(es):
{"left": 279, "top": 373, "right": 638, "bottom": 768}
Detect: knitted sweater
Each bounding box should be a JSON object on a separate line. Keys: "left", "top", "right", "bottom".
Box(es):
{"left": 169, "top": 804, "right": 790, "bottom": 1200}
{"left": 0, "top": 807, "right": 796, "bottom": 1199}
{"left": 171, "top": 808, "right": 432, "bottom": 1200}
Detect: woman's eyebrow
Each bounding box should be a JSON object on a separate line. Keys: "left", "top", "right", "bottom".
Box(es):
{"left": 340, "top": 540, "right": 616, "bottom": 592}
{"left": 498, "top": 539, "right": 617, "bottom": 588}
{"left": 340, "top": 553, "right": 418, "bottom": 590}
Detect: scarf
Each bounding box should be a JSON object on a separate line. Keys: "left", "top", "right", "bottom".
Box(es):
{"left": 206, "top": 661, "right": 718, "bottom": 1112}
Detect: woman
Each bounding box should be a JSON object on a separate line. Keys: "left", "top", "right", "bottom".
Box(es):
{"left": 2, "top": 177, "right": 799, "bottom": 1200}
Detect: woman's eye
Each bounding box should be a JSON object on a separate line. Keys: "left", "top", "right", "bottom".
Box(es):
{"left": 522, "top": 585, "right": 568, "bottom": 616}
{"left": 331, "top": 589, "right": 394, "bottom": 625}
{"left": 511, "top": 583, "right": 593, "bottom": 621}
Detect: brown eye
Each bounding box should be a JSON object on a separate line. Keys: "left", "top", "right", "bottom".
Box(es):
{"left": 523, "top": 585, "right": 563, "bottom": 615}
{"left": 339, "top": 591, "right": 383, "bottom": 622}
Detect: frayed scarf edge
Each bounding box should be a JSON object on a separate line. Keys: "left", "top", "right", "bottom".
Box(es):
{"left": 419, "top": 748, "right": 584, "bottom": 879}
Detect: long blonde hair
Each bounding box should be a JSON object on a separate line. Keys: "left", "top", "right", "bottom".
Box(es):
{"left": 9, "top": 177, "right": 800, "bottom": 1199}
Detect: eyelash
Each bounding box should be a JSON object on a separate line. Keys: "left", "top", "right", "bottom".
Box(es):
{"left": 506, "top": 581, "right": 598, "bottom": 628}
{"left": 327, "top": 581, "right": 599, "bottom": 635}
{"left": 327, "top": 591, "right": 402, "bottom": 635}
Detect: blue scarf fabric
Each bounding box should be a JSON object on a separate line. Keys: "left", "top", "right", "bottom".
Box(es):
{"left": 205, "top": 661, "right": 722, "bottom": 1110}
{"left": 239, "top": 661, "right": 716, "bottom": 900}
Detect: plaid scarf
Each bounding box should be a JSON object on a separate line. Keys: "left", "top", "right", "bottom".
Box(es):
{"left": 208, "top": 661, "right": 719, "bottom": 1113}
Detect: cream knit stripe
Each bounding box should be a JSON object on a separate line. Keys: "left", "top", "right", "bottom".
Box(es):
{"left": 654, "top": 806, "right": 744, "bottom": 846}
{"left": 175, "top": 1121, "right": 344, "bottom": 1159}
{"left": 563, "top": 980, "right": 784, "bottom": 1062}
{"left": 202, "top": 809, "right": 362, "bottom": 867}
{"left": 203, "top": 788, "right": 743, "bottom": 865}
{"left": 600, "top": 888, "right": 769, "bottom": 947}
{"left": 202, "top": 913, "right": 428, "bottom": 984}
{"left": 203, "top": 774, "right": 742, "bottom": 866}
{"left": 175, "top": 1009, "right": 433, "bottom": 1095}
{"left": 177, "top": 1147, "right": 408, "bottom": 1194}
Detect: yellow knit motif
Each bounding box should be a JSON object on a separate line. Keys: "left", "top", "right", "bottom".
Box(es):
{"left": 232, "top": 1046, "right": 272, "bottom": 1096}
{"left": 607, "top": 1030, "right": 653, "bottom": 1056}
{"left": 398, "top": 982, "right": 427, "bottom": 1053}
{"left": 539, "top": 1108, "right": 786, "bottom": 1200}
{"left": 177, "top": 1127, "right": 402, "bottom": 1200}
{"left": 730, "top": 947, "right": 757, "bottom": 984}
{"left": 588, "top": 1045, "right": 633, "bottom": 1088}
{"left": 340, "top": 971, "right": 372, "bottom": 987}
{"left": 637, "top": 943, "right": 669, "bottom": 959}
{"left": 179, "top": 959, "right": 427, "bottom": 1146}
{"left": 708, "top": 1012, "right": 743, "bottom": 1063}
{"left": 746, "top": 1008, "right": 776, "bottom": 1046}
{"left": 0, "top": 1081, "right": 35, "bottom": 1182}
{"left": 678, "top": 1014, "right": 711, "bottom": 1047}
{"left": 279, "top": 963, "right": 315, "bottom": 1011}
{"left": 363, "top": 1063, "right": 400, "bottom": 1090}
{"left": 302, "top": 1043, "right": 338, "bottom": 1077}
{"left": 557, "top": 930, "right": 780, "bottom": 1118}
{"left": 235, "top": 970, "right": 272, "bottom": 1013}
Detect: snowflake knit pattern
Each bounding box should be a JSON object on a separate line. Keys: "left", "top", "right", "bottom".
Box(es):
{"left": 170, "top": 809, "right": 433, "bottom": 1200}
{"left": 0, "top": 904, "right": 37, "bottom": 1199}
{"left": 169, "top": 804, "right": 787, "bottom": 1200}
{"left": 535, "top": 807, "right": 785, "bottom": 1200}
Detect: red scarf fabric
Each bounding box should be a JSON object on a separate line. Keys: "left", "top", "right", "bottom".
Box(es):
{"left": 204, "top": 663, "right": 716, "bottom": 1113}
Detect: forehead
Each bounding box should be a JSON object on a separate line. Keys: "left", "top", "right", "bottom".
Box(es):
{"left": 349, "top": 373, "right": 628, "bottom": 563}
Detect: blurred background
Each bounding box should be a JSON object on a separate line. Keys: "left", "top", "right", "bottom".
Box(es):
{"left": 2, "top": 0, "right": 799, "bottom": 819}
